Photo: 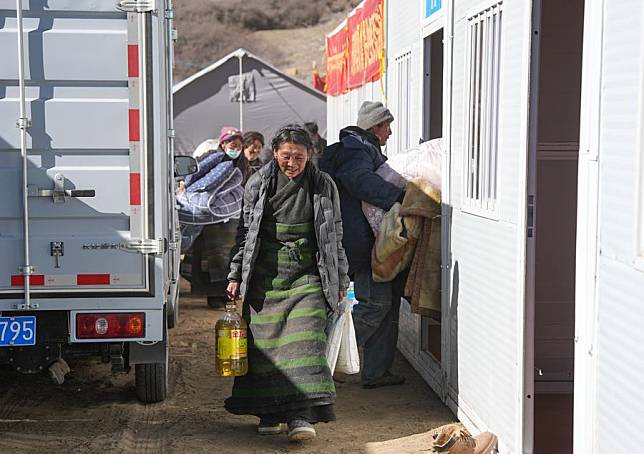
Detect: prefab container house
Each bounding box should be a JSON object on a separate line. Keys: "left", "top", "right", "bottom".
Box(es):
{"left": 328, "top": 0, "right": 644, "bottom": 452}
{"left": 573, "top": 0, "right": 644, "bottom": 453}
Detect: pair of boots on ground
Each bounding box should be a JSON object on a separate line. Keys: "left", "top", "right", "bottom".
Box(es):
{"left": 432, "top": 423, "right": 497, "bottom": 454}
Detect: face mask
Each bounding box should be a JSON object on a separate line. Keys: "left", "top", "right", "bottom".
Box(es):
{"left": 225, "top": 149, "right": 241, "bottom": 159}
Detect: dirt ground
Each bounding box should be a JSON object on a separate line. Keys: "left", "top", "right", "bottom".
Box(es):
{"left": 0, "top": 292, "right": 455, "bottom": 453}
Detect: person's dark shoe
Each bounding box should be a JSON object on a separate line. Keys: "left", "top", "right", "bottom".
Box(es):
{"left": 257, "top": 419, "right": 283, "bottom": 435}
{"left": 333, "top": 371, "right": 347, "bottom": 383}
{"left": 362, "top": 371, "right": 406, "bottom": 389}
{"left": 287, "top": 419, "right": 316, "bottom": 442}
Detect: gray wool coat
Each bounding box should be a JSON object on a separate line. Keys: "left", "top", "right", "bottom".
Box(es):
{"left": 228, "top": 160, "right": 350, "bottom": 309}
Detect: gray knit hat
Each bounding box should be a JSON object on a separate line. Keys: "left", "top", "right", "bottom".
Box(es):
{"left": 356, "top": 101, "right": 394, "bottom": 131}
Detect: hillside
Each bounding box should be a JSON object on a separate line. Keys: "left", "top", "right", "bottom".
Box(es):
{"left": 172, "top": 0, "right": 358, "bottom": 84}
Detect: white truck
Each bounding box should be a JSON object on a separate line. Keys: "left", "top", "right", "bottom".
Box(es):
{"left": 0, "top": 0, "right": 195, "bottom": 402}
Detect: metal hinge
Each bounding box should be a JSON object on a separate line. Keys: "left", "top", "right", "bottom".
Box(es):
{"left": 527, "top": 195, "right": 535, "bottom": 238}
{"left": 116, "top": 0, "right": 155, "bottom": 13}
{"left": 18, "top": 265, "right": 35, "bottom": 275}
{"left": 165, "top": 8, "right": 174, "bottom": 19}
{"left": 121, "top": 238, "right": 166, "bottom": 255}
{"left": 168, "top": 240, "right": 179, "bottom": 252}
{"left": 16, "top": 117, "right": 31, "bottom": 130}
{"left": 171, "top": 28, "right": 178, "bottom": 41}
{"left": 14, "top": 266, "right": 39, "bottom": 310}
{"left": 167, "top": 128, "right": 176, "bottom": 138}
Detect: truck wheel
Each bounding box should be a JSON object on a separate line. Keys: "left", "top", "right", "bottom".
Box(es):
{"left": 135, "top": 362, "right": 167, "bottom": 403}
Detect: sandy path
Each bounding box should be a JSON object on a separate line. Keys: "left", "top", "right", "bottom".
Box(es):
{"left": 0, "top": 294, "right": 455, "bottom": 453}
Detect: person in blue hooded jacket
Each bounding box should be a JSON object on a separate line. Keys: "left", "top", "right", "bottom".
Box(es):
{"left": 320, "top": 101, "right": 407, "bottom": 388}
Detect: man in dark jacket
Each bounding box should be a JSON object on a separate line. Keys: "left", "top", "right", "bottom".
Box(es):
{"left": 320, "top": 101, "right": 407, "bottom": 388}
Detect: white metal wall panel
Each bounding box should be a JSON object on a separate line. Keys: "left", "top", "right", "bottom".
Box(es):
{"left": 590, "top": 1, "right": 644, "bottom": 452}
{"left": 0, "top": 5, "right": 146, "bottom": 296}
{"left": 0, "top": 0, "right": 121, "bottom": 11}
{"left": 386, "top": 0, "right": 444, "bottom": 395}
{"left": 0, "top": 17, "right": 127, "bottom": 81}
{"left": 387, "top": 0, "right": 421, "bottom": 58}
{"left": 326, "top": 0, "right": 421, "bottom": 149}
{"left": 326, "top": 80, "right": 383, "bottom": 144}
{"left": 386, "top": 0, "right": 423, "bottom": 156}
{"left": 0, "top": 1, "right": 173, "bottom": 317}
{"left": 447, "top": 0, "right": 531, "bottom": 451}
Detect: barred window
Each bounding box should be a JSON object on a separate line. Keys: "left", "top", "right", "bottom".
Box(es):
{"left": 464, "top": 2, "right": 503, "bottom": 212}
{"left": 393, "top": 51, "right": 413, "bottom": 154}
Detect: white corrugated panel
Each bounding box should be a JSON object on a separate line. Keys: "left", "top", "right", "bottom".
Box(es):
{"left": 387, "top": 0, "right": 448, "bottom": 397}
{"left": 447, "top": 0, "right": 531, "bottom": 452}
{"left": 326, "top": 80, "right": 383, "bottom": 144}
{"left": 589, "top": 1, "right": 644, "bottom": 452}
{"left": 326, "top": 0, "right": 421, "bottom": 147}
{"left": 388, "top": 0, "right": 422, "bottom": 56}
{"left": 386, "top": 0, "right": 423, "bottom": 157}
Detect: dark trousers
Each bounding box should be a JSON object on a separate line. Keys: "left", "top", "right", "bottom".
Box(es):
{"left": 352, "top": 265, "right": 407, "bottom": 385}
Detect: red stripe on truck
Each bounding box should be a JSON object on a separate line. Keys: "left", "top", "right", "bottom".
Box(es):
{"left": 11, "top": 275, "right": 45, "bottom": 286}
{"left": 129, "top": 173, "right": 141, "bottom": 205}
{"left": 128, "top": 109, "right": 140, "bottom": 142}
{"left": 127, "top": 44, "right": 139, "bottom": 77}
{"left": 77, "top": 274, "right": 111, "bottom": 286}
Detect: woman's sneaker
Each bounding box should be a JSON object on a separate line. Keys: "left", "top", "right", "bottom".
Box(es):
{"left": 257, "top": 420, "right": 283, "bottom": 435}
{"left": 287, "top": 419, "right": 316, "bottom": 442}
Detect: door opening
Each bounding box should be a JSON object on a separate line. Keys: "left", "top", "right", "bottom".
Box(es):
{"left": 423, "top": 29, "right": 444, "bottom": 143}
{"left": 531, "top": 1, "right": 584, "bottom": 453}
{"left": 421, "top": 28, "right": 444, "bottom": 362}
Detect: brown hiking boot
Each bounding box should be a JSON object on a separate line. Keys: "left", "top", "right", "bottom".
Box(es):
{"left": 431, "top": 423, "right": 497, "bottom": 454}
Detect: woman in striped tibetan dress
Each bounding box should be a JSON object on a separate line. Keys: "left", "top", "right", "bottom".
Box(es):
{"left": 226, "top": 125, "right": 350, "bottom": 442}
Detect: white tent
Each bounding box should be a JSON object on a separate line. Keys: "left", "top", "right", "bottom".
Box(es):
{"left": 173, "top": 49, "right": 327, "bottom": 156}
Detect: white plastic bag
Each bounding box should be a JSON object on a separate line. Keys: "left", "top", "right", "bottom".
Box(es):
{"left": 326, "top": 299, "right": 360, "bottom": 375}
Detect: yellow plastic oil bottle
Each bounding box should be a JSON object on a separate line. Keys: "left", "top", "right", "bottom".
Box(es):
{"left": 215, "top": 300, "right": 248, "bottom": 377}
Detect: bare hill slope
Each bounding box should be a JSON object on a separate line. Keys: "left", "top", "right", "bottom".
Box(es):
{"left": 173, "top": 0, "right": 358, "bottom": 83}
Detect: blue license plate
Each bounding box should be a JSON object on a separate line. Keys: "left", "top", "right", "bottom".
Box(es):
{"left": 0, "top": 316, "right": 36, "bottom": 346}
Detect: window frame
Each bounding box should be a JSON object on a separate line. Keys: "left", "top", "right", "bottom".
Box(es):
{"left": 461, "top": 1, "right": 504, "bottom": 219}
{"left": 392, "top": 49, "right": 414, "bottom": 156}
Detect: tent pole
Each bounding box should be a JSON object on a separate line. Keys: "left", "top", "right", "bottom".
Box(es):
{"left": 238, "top": 51, "right": 244, "bottom": 131}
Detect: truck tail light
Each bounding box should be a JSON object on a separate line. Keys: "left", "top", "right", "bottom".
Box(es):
{"left": 76, "top": 313, "right": 145, "bottom": 339}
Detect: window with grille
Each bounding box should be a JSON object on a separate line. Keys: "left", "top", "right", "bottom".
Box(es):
{"left": 464, "top": 2, "right": 503, "bottom": 212}
{"left": 393, "top": 51, "right": 413, "bottom": 154}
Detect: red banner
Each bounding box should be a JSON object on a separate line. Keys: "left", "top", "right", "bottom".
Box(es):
{"left": 347, "top": 0, "right": 385, "bottom": 90}
{"left": 325, "top": 0, "right": 385, "bottom": 96}
{"left": 325, "top": 25, "right": 349, "bottom": 96}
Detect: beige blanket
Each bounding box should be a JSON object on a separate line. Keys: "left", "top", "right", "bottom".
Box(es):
{"left": 372, "top": 177, "right": 441, "bottom": 317}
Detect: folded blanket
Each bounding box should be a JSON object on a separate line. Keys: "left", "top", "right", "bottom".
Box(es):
{"left": 372, "top": 178, "right": 438, "bottom": 281}
{"left": 371, "top": 177, "right": 442, "bottom": 316}
{"left": 405, "top": 213, "right": 441, "bottom": 317}
{"left": 185, "top": 150, "right": 225, "bottom": 187}
{"left": 362, "top": 138, "right": 443, "bottom": 236}
{"left": 371, "top": 203, "right": 419, "bottom": 283}
{"left": 387, "top": 139, "right": 442, "bottom": 188}
{"left": 187, "top": 159, "right": 235, "bottom": 193}
{"left": 178, "top": 157, "right": 244, "bottom": 252}
{"left": 362, "top": 163, "right": 408, "bottom": 236}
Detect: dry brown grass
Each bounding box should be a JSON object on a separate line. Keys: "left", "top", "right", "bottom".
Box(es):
{"left": 173, "top": 0, "right": 359, "bottom": 82}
